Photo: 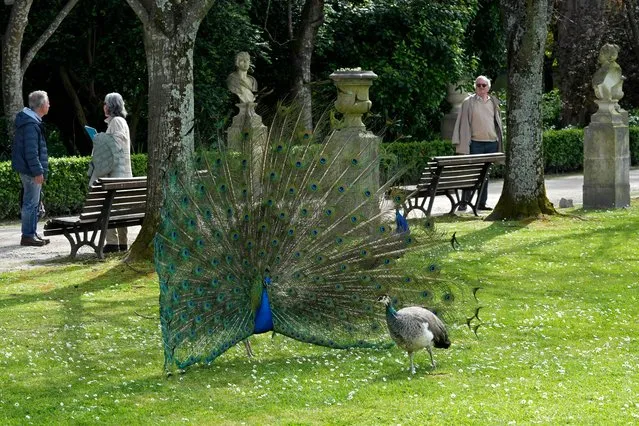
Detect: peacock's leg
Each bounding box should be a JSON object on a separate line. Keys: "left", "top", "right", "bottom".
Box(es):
{"left": 409, "top": 352, "right": 416, "bottom": 374}
{"left": 426, "top": 346, "right": 436, "bottom": 368}
{"left": 244, "top": 340, "right": 254, "bottom": 358}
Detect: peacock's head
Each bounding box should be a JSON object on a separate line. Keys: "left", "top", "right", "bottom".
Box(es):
{"left": 377, "top": 295, "right": 392, "bottom": 307}
{"left": 263, "top": 268, "right": 272, "bottom": 288}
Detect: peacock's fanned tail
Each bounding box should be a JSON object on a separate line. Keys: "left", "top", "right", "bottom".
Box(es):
{"left": 155, "top": 107, "right": 468, "bottom": 371}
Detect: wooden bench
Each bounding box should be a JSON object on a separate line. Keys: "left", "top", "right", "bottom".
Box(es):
{"left": 401, "top": 153, "right": 505, "bottom": 218}
{"left": 43, "top": 177, "right": 147, "bottom": 259}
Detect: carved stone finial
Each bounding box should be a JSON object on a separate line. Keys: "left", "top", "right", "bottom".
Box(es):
{"left": 227, "top": 52, "right": 258, "bottom": 104}
{"left": 592, "top": 43, "right": 625, "bottom": 116}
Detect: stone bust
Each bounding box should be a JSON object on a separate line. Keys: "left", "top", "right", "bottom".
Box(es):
{"left": 592, "top": 43, "right": 624, "bottom": 104}
{"left": 227, "top": 52, "right": 258, "bottom": 104}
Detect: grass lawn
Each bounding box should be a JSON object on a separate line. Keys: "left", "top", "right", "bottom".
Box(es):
{"left": 1, "top": 203, "right": 639, "bottom": 425}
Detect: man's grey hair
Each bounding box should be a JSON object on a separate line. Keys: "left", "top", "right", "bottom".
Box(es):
{"left": 104, "top": 92, "right": 127, "bottom": 118}
{"left": 28, "top": 91, "right": 48, "bottom": 110}
{"left": 475, "top": 75, "right": 491, "bottom": 89}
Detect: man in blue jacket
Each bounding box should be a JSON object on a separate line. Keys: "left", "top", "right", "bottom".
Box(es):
{"left": 12, "top": 90, "right": 51, "bottom": 246}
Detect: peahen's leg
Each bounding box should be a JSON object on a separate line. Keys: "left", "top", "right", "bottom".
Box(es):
{"left": 426, "top": 346, "right": 436, "bottom": 368}
{"left": 409, "top": 352, "right": 416, "bottom": 374}
{"left": 244, "top": 339, "right": 254, "bottom": 358}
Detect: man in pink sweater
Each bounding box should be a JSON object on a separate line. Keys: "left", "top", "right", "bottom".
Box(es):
{"left": 452, "top": 75, "right": 503, "bottom": 211}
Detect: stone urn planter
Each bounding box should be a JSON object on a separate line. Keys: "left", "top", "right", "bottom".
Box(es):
{"left": 329, "top": 69, "right": 378, "bottom": 128}
{"left": 446, "top": 82, "right": 469, "bottom": 115}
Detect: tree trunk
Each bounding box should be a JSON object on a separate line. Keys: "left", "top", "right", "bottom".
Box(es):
{"left": 124, "top": 0, "right": 214, "bottom": 261}
{"left": 2, "top": 0, "right": 32, "bottom": 139}
{"left": 488, "top": 0, "right": 556, "bottom": 220}
{"left": 59, "top": 65, "right": 88, "bottom": 154}
{"left": 2, "top": 0, "right": 80, "bottom": 140}
{"left": 557, "top": 0, "right": 609, "bottom": 127}
{"left": 290, "top": 0, "right": 324, "bottom": 131}
{"left": 623, "top": 0, "right": 639, "bottom": 62}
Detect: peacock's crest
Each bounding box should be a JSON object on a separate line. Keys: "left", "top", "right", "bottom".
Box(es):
{"left": 155, "top": 105, "right": 475, "bottom": 372}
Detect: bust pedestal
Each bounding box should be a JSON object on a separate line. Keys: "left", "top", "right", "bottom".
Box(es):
{"left": 583, "top": 101, "right": 630, "bottom": 209}
{"left": 227, "top": 102, "right": 267, "bottom": 153}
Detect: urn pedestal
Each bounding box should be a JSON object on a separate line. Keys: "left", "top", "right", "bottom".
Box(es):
{"left": 328, "top": 70, "right": 381, "bottom": 223}
{"left": 441, "top": 82, "right": 468, "bottom": 140}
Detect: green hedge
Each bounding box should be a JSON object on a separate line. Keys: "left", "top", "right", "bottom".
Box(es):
{"left": 543, "top": 127, "right": 639, "bottom": 172}
{"left": 0, "top": 154, "right": 146, "bottom": 220}
{"left": 380, "top": 139, "right": 455, "bottom": 185}
{"left": 543, "top": 128, "right": 584, "bottom": 173}
{"left": 2, "top": 127, "right": 639, "bottom": 220}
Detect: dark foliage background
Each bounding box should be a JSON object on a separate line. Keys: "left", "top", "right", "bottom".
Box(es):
{"left": 1, "top": 0, "right": 510, "bottom": 160}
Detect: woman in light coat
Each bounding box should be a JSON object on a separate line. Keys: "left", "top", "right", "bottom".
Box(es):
{"left": 88, "top": 92, "right": 132, "bottom": 253}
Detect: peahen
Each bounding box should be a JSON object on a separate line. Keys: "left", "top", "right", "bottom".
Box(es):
{"left": 377, "top": 295, "right": 450, "bottom": 374}
{"left": 154, "top": 106, "right": 475, "bottom": 372}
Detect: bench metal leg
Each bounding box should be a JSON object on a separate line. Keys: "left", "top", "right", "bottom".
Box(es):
{"left": 58, "top": 228, "right": 101, "bottom": 259}
{"left": 449, "top": 189, "right": 480, "bottom": 216}
{"left": 402, "top": 195, "right": 431, "bottom": 219}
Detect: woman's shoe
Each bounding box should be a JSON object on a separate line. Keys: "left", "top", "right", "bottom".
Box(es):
{"left": 103, "top": 244, "right": 120, "bottom": 253}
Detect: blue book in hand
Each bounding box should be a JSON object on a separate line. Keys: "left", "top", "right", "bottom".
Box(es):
{"left": 84, "top": 125, "right": 97, "bottom": 140}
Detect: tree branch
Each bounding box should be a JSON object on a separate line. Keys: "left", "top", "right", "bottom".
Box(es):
{"left": 177, "top": 0, "right": 217, "bottom": 36}
{"left": 123, "top": 0, "right": 150, "bottom": 27}
{"left": 21, "top": 0, "right": 80, "bottom": 74}
{"left": 623, "top": 0, "right": 639, "bottom": 62}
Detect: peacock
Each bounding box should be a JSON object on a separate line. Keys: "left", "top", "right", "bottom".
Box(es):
{"left": 154, "top": 105, "right": 477, "bottom": 372}
{"left": 377, "top": 295, "right": 450, "bottom": 374}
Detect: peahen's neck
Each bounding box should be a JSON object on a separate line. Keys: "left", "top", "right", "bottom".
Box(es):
{"left": 385, "top": 303, "right": 397, "bottom": 319}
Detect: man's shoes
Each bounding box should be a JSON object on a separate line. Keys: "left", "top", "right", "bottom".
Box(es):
{"left": 20, "top": 236, "right": 47, "bottom": 247}
{"left": 478, "top": 205, "right": 493, "bottom": 211}
{"left": 102, "top": 244, "right": 121, "bottom": 254}
{"left": 457, "top": 203, "right": 467, "bottom": 212}
{"left": 118, "top": 245, "right": 128, "bottom": 252}
{"left": 35, "top": 233, "right": 50, "bottom": 244}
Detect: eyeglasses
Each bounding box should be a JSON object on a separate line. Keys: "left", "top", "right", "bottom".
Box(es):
{"left": 476, "top": 83, "right": 488, "bottom": 88}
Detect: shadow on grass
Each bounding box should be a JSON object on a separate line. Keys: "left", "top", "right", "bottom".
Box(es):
{"left": 432, "top": 207, "right": 639, "bottom": 307}
{"left": 0, "top": 257, "right": 155, "bottom": 309}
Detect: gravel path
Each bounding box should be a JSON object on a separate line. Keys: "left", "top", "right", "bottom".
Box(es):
{"left": 0, "top": 221, "right": 141, "bottom": 273}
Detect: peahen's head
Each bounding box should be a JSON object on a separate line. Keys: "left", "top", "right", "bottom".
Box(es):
{"left": 377, "top": 295, "right": 392, "bottom": 307}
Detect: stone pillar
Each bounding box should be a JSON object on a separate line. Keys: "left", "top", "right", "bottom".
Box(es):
{"left": 328, "top": 70, "right": 380, "bottom": 220}
{"left": 583, "top": 43, "right": 630, "bottom": 209}
{"left": 441, "top": 82, "right": 468, "bottom": 140}
{"left": 227, "top": 103, "right": 268, "bottom": 195}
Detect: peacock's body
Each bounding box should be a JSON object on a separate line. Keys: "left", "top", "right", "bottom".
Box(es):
{"left": 154, "top": 108, "right": 474, "bottom": 372}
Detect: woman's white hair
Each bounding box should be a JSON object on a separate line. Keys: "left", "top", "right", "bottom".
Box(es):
{"left": 104, "top": 92, "right": 127, "bottom": 118}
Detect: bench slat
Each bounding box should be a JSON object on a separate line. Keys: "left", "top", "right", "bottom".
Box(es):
{"left": 433, "top": 153, "right": 505, "bottom": 166}
{"left": 402, "top": 153, "right": 503, "bottom": 218}
{"left": 44, "top": 176, "right": 148, "bottom": 259}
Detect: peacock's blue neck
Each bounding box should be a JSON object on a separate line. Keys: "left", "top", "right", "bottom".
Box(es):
{"left": 253, "top": 287, "right": 274, "bottom": 334}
